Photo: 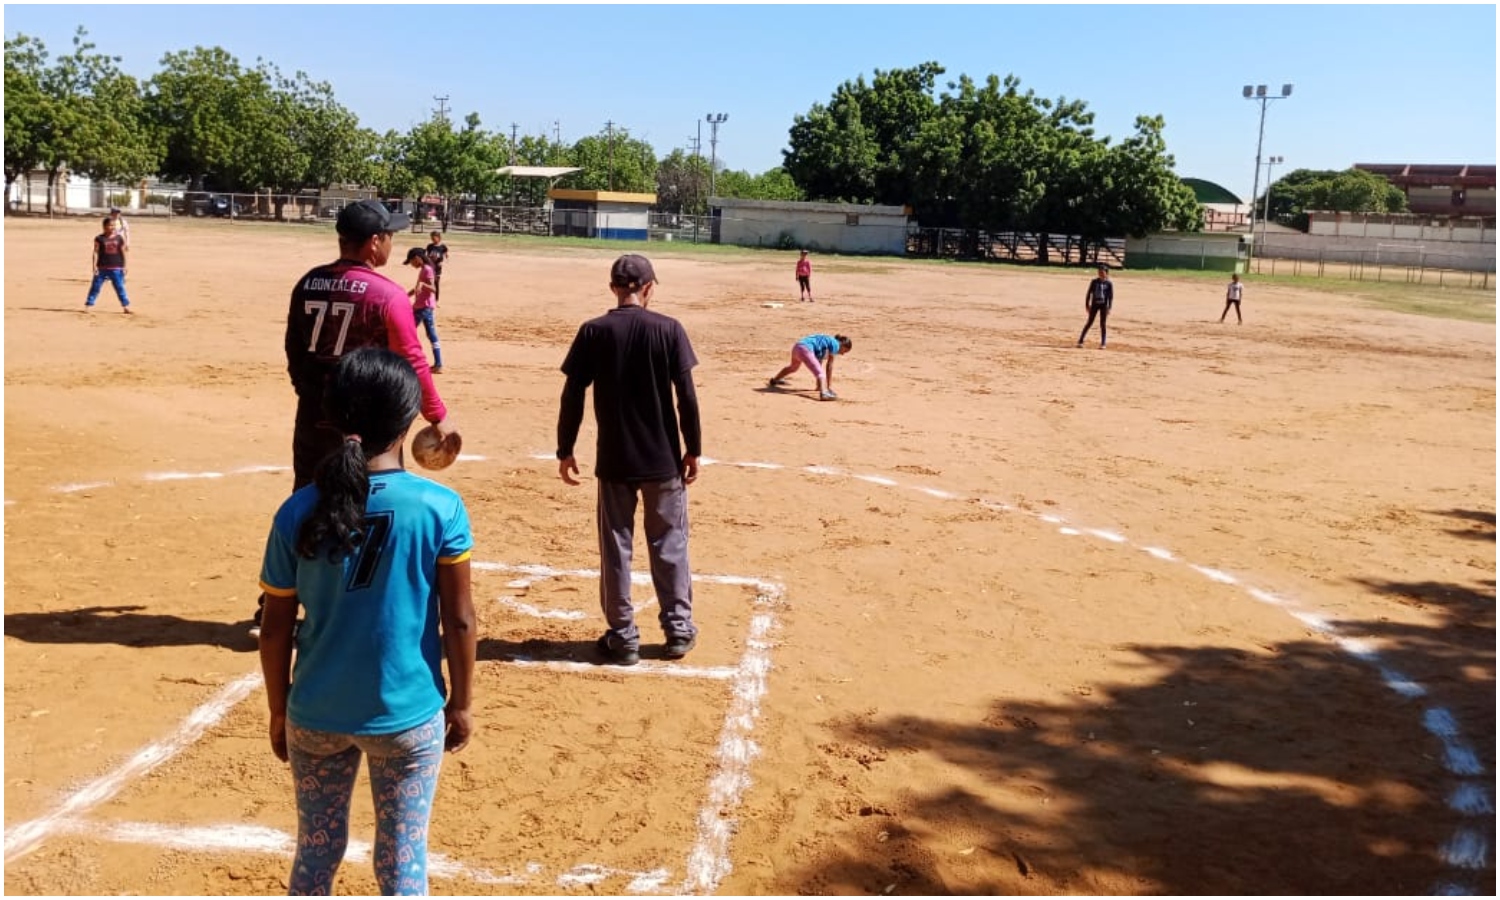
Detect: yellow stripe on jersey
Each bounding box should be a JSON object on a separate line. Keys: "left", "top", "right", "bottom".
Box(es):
{"left": 260, "top": 581, "right": 298, "bottom": 598}
{"left": 438, "top": 549, "right": 472, "bottom": 566}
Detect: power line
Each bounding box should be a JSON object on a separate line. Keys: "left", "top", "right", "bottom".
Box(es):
{"left": 433, "top": 95, "right": 450, "bottom": 122}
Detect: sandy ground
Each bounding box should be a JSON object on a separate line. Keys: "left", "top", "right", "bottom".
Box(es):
{"left": 3, "top": 217, "right": 1495, "bottom": 896}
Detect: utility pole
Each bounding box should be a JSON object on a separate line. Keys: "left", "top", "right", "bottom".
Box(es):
{"left": 433, "top": 95, "right": 450, "bottom": 122}
{"left": 553, "top": 120, "right": 561, "bottom": 145}
{"left": 605, "top": 120, "right": 615, "bottom": 191}
{"left": 1241, "top": 83, "right": 1292, "bottom": 260}
{"left": 705, "top": 113, "right": 728, "bottom": 199}
{"left": 509, "top": 123, "right": 519, "bottom": 165}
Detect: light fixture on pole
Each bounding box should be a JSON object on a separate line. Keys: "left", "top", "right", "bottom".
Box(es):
{"left": 1259, "top": 155, "right": 1284, "bottom": 255}
{"left": 705, "top": 113, "right": 728, "bottom": 198}
{"left": 1242, "top": 83, "right": 1292, "bottom": 258}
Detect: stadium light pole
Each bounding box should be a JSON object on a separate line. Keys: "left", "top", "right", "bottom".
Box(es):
{"left": 1243, "top": 83, "right": 1292, "bottom": 259}
{"left": 1259, "top": 155, "right": 1285, "bottom": 256}
{"left": 706, "top": 113, "right": 728, "bottom": 198}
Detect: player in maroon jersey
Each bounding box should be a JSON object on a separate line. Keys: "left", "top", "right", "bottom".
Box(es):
{"left": 252, "top": 200, "right": 462, "bottom": 636}
{"left": 285, "top": 199, "right": 459, "bottom": 490}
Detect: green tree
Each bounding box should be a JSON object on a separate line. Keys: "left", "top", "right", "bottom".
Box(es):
{"left": 4, "top": 34, "right": 50, "bottom": 209}
{"left": 146, "top": 45, "right": 273, "bottom": 191}
{"left": 1263, "top": 167, "right": 1408, "bottom": 230}
{"left": 560, "top": 126, "right": 656, "bottom": 194}
{"left": 32, "top": 28, "right": 157, "bottom": 214}
{"left": 245, "top": 63, "right": 376, "bottom": 218}
{"left": 787, "top": 64, "right": 1202, "bottom": 251}
{"left": 655, "top": 148, "right": 711, "bottom": 213}
{"left": 401, "top": 112, "right": 503, "bottom": 223}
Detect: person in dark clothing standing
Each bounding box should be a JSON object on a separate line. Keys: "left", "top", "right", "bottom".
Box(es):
{"left": 1078, "top": 264, "right": 1114, "bottom": 349}
{"left": 556, "top": 254, "right": 703, "bottom": 667}
{"left": 425, "top": 230, "right": 449, "bottom": 300}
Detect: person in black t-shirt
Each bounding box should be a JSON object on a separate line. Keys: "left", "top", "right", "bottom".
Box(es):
{"left": 1077, "top": 264, "right": 1113, "bottom": 348}
{"left": 425, "top": 230, "right": 449, "bottom": 300}
{"left": 85, "top": 217, "right": 132, "bottom": 313}
{"left": 557, "top": 254, "right": 703, "bottom": 666}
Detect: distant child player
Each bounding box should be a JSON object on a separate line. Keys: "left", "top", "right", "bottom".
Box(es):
{"left": 406, "top": 247, "right": 444, "bottom": 374}
{"left": 795, "top": 249, "right": 813, "bottom": 302}
{"left": 768, "top": 333, "right": 851, "bottom": 401}
{"left": 85, "top": 216, "right": 132, "bottom": 314}
{"left": 425, "top": 230, "right": 450, "bottom": 300}
{"left": 1220, "top": 272, "right": 1244, "bottom": 324}
{"left": 1077, "top": 265, "right": 1113, "bottom": 348}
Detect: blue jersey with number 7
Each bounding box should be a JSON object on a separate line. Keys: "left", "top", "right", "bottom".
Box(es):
{"left": 259, "top": 469, "right": 473, "bottom": 735}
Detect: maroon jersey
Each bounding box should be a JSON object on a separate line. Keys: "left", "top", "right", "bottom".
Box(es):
{"left": 94, "top": 233, "right": 126, "bottom": 269}
{"left": 285, "top": 259, "right": 447, "bottom": 424}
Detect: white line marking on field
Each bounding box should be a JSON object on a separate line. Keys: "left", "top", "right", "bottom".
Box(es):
{"left": 3, "top": 673, "right": 263, "bottom": 864}
{"left": 1440, "top": 828, "right": 1492, "bottom": 869}
{"left": 1086, "top": 529, "right": 1127, "bottom": 543}
{"left": 1142, "top": 546, "right": 1176, "bottom": 561}
{"left": 1189, "top": 564, "right": 1238, "bottom": 585}
{"left": 1058, "top": 527, "right": 1081, "bottom": 536}
{"left": 457, "top": 454, "right": 487, "bottom": 462}
{"left": 917, "top": 486, "right": 958, "bottom": 499}
{"left": 228, "top": 464, "right": 290, "bottom": 475}
{"left": 144, "top": 471, "right": 226, "bottom": 481}
{"left": 503, "top": 657, "right": 738, "bottom": 681}
{"left": 1379, "top": 667, "right": 1427, "bottom": 698}
{"left": 496, "top": 597, "right": 589, "bottom": 620}
{"left": 1450, "top": 783, "right": 1495, "bottom": 816}
{"left": 854, "top": 474, "right": 899, "bottom": 486}
{"left": 804, "top": 465, "right": 842, "bottom": 476}
{"left": 730, "top": 461, "right": 784, "bottom": 470}
{"left": 682, "top": 583, "right": 780, "bottom": 895}
{"left": 52, "top": 481, "right": 114, "bottom": 493}
{"left": 54, "top": 819, "right": 544, "bottom": 886}
{"left": 1038, "top": 514, "right": 1064, "bottom": 525}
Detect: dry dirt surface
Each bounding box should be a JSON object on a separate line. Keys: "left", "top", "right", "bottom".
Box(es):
{"left": 4, "top": 217, "right": 1495, "bottom": 896}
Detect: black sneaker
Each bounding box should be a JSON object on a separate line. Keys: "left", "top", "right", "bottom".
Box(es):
{"left": 663, "top": 634, "right": 697, "bottom": 659}
{"left": 596, "top": 633, "right": 640, "bottom": 666}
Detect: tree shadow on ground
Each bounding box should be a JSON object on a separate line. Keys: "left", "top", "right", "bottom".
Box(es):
{"left": 3, "top": 606, "right": 256, "bottom": 652}
{"left": 790, "top": 625, "right": 1492, "bottom": 895}
{"left": 1428, "top": 508, "right": 1497, "bottom": 542}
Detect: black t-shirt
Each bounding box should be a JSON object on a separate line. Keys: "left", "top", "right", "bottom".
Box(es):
{"left": 94, "top": 233, "right": 126, "bottom": 269}
{"left": 1088, "top": 278, "right": 1114, "bottom": 308}
{"left": 558, "top": 305, "right": 701, "bottom": 482}
{"left": 425, "top": 242, "right": 449, "bottom": 273}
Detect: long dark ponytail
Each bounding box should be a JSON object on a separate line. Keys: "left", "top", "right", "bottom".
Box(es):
{"left": 296, "top": 348, "right": 422, "bottom": 561}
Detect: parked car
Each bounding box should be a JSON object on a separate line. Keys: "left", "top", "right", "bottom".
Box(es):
{"left": 207, "top": 195, "right": 247, "bottom": 217}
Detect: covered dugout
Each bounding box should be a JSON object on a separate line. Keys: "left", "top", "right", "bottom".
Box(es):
{"left": 549, "top": 189, "right": 657, "bottom": 240}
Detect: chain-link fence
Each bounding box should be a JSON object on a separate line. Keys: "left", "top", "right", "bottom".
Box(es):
{"left": 1249, "top": 253, "right": 1493, "bottom": 288}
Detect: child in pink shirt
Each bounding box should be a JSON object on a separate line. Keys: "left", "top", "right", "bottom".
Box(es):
{"left": 405, "top": 247, "right": 444, "bottom": 373}
{"left": 795, "top": 249, "right": 813, "bottom": 302}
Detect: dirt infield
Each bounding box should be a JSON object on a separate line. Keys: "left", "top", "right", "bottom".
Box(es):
{"left": 4, "top": 217, "right": 1495, "bottom": 895}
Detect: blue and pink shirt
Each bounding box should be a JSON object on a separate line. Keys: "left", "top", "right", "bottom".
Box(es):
{"left": 797, "top": 334, "right": 841, "bottom": 360}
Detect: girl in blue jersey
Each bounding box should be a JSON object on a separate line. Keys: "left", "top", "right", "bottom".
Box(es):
{"left": 258, "top": 347, "right": 476, "bottom": 896}
{"left": 767, "top": 333, "right": 852, "bottom": 401}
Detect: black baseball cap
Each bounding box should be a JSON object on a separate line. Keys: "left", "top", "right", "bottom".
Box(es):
{"left": 337, "top": 199, "right": 410, "bottom": 240}
{"left": 610, "top": 254, "right": 659, "bottom": 290}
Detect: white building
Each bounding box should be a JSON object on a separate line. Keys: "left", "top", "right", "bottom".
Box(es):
{"left": 710, "top": 197, "right": 910, "bottom": 255}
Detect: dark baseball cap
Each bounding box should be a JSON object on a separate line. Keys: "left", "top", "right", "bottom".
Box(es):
{"left": 610, "top": 254, "right": 659, "bottom": 290}
{"left": 337, "top": 199, "right": 410, "bottom": 240}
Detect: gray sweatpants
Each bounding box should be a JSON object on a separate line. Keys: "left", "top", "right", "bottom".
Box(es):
{"left": 596, "top": 477, "right": 696, "bottom": 649}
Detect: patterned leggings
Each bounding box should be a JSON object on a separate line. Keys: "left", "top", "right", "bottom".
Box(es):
{"left": 286, "top": 710, "right": 445, "bottom": 896}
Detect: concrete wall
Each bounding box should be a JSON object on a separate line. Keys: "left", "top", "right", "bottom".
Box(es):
{"left": 1308, "top": 211, "right": 1493, "bottom": 243}
{"left": 713, "top": 198, "right": 908, "bottom": 255}
{"left": 1125, "top": 233, "right": 1247, "bottom": 272}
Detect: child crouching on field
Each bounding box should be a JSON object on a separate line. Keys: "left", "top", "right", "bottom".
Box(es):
{"left": 767, "top": 333, "right": 851, "bottom": 401}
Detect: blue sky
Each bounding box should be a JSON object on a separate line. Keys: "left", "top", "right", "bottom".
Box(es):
{"left": 4, "top": 3, "right": 1495, "bottom": 204}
